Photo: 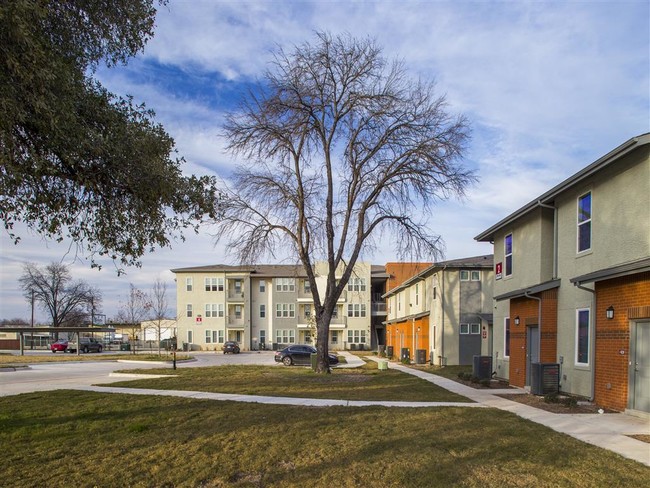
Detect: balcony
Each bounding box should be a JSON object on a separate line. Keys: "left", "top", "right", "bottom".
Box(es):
{"left": 372, "top": 301, "right": 387, "bottom": 316}
{"left": 226, "top": 315, "right": 245, "bottom": 328}
{"left": 297, "top": 315, "right": 347, "bottom": 329}
{"left": 227, "top": 290, "right": 245, "bottom": 302}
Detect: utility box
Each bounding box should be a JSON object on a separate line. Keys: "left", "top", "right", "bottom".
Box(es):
{"left": 472, "top": 355, "right": 493, "bottom": 380}
{"left": 416, "top": 349, "right": 426, "bottom": 364}
{"left": 531, "top": 363, "right": 560, "bottom": 395}
{"left": 401, "top": 348, "right": 410, "bottom": 362}
{"left": 386, "top": 346, "right": 394, "bottom": 358}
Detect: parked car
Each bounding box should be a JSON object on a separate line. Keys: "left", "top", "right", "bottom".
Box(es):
{"left": 222, "top": 341, "right": 240, "bottom": 354}
{"left": 274, "top": 345, "right": 339, "bottom": 366}
{"left": 160, "top": 338, "right": 177, "bottom": 351}
{"left": 50, "top": 340, "right": 68, "bottom": 353}
{"left": 67, "top": 337, "right": 103, "bottom": 353}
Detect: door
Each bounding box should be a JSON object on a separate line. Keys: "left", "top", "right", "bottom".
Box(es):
{"left": 629, "top": 321, "right": 650, "bottom": 412}
{"left": 526, "top": 326, "right": 539, "bottom": 386}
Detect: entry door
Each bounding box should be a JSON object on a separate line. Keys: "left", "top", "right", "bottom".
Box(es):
{"left": 629, "top": 321, "right": 650, "bottom": 412}
{"left": 526, "top": 326, "right": 539, "bottom": 386}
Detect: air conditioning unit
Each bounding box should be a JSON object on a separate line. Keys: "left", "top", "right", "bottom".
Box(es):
{"left": 472, "top": 355, "right": 492, "bottom": 380}
{"left": 531, "top": 363, "right": 560, "bottom": 395}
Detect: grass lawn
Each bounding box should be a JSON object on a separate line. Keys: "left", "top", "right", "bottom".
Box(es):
{"left": 0, "top": 353, "right": 191, "bottom": 366}
{"left": 0, "top": 391, "right": 648, "bottom": 487}
{"left": 105, "top": 363, "right": 471, "bottom": 402}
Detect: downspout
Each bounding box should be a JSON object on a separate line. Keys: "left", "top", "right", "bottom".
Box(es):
{"left": 574, "top": 282, "right": 597, "bottom": 401}
{"left": 538, "top": 201, "right": 558, "bottom": 280}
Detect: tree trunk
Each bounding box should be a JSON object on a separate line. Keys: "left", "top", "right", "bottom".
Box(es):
{"left": 315, "top": 311, "right": 332, "bottom": 373}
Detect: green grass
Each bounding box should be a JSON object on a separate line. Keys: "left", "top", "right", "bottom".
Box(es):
{"left": 105, "top": 363, "right": 471, "bottom": 402}
{"left": 408, "top": 364, "right": 473, "bottom": 380}
{"left": 0, "top": 391, "right": 647, "bottom": 487}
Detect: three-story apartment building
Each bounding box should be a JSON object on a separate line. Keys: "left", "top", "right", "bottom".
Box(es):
{"left": 171, "top": 262, "right": 387, "bottom": 352}
{"left": 476, "top": 133, "right": 650, "bottom": 414}
{"left": 384, "top": 255, "right": 494, "bottom": 365}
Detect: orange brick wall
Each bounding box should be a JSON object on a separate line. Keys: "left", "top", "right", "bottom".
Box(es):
{"left": 508, "top": 289, "right": 558, "bottom": 388}
{"left": 386, "top": 316, "right": 430, "bottom": 361}
{"left": 594, "top": 272, "right": 650, "bottom": 412}
{"left": 385, "top": 262, "right": 432, "bottom": 290}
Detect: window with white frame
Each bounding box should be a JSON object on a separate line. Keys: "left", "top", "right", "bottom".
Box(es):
{"left": 577, "top": 192, "right": 592, "bottom": 253}
{"left": 205, "top": 277, "right": 224, "bottom": 292}
{"left": 212, "top": 331, "right": 218, "bottom": 343}
{"left": 331, "top": 330, "right": 338, "bottom": 344}
{"left": 234, "top": 305, "right": 242, "bottom": 319}
{"left": 259, "top": 280, "right": 266, "bottom": 293}
{"left": 303, "top": 280, "right": 311, "bottom": 294}
{"left": 259, "top": 304, "right": 266, "bottom": 318}
{"left": 275, "top": 329, "right": 295, "bottom": 343}
{"left": 217, "top": 330, "right": 224, "bottom": 343}
{"left": 460, "top": 323, "right": 469, "bottom": 334}
{"left": 233, "top": 279, "right": 242, "bottom": 294}
{"left": 186, "top": 304, "right": 193, "bottom": 317}
{"left": 576, "top": 309, "right": 590, "bottom": 365}
{"left": 470, "top": 323, "right": 480, "bottom": 334}
{"left": 205, "top": 304, "right": 219, "bottom": 317}
{"left": 504, "top": 317, "right": 511, "bottom": 357}
{"left": 304, "top": 304, "right": 311, "bottom": 318}
{"left": 415, "top": 283, "right": 419, "bottom": 306}
{"left": 505, "top": 234, "right": 513, "bottom": 276}
{"left": 187, "top": 330, "right": 193, "bottom": 343}
{"left": 205, "top": 330, "right": 212, "bottom": 343}
{"left": 276, "top": 303, "right": 295, "bottom": 318}
{"left": 259, "top": 330, "right": 266, "bottom": 344}
{"left": 276, "top": 278, "right": 295, "bottom": 292}
{"left": 186, "top": 277, "right": 193, "bottom": 291}
{"left": 347, "top": 330, "right": 367, "bottom": 344}
{"left": 217, "top": 303, "right": 224, "bottom": 317}
{"left": 347, "top": 277, "right": 366, "bottom": 291}
{"left": 332, "top": 306, "right": 338, "bottom": 318}
{"left": 347, "top": 303, "right": 366, "bottom": 317}
{"left": 460, "top": 270, "right": 470, "bottom": 281}
{"left": 471, "top": 270, "right": 480, "bottom": 281}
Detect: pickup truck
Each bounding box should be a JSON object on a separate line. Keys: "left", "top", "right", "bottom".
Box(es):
{"left": 67, "top": 337, "right": 103, "bottom": 353}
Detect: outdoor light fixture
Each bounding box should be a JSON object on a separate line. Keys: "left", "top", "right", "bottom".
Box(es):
{"left": 606, "top": 306, "right": 614, "bottom": 320}
{"left": 514, "top": 316, "right": 520, "bottom": 326}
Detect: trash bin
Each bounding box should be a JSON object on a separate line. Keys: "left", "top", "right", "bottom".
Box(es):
{"left": 416, "top": 349, "right": 426, "bottom": 364}
{"left": 120, "top": 343, "right": 130, "bottom": 351}
{"left": 310, "top": 353, "right": 318, "bottom": 371}
{"left": 377, "top": 360, "right": 388, "bottom": 371}
{"left": 387, "top": 346, "right": 394, "bottom": 358}
{"left": 183, "top": 342, "right": 190, "bottom": 352}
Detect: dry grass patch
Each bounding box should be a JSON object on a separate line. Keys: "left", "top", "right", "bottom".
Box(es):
{"left": 0, "top": 353, "right": 191, "bottom": 366}
{"left": 0, "top": 391, "right": 648, "bottom": 487}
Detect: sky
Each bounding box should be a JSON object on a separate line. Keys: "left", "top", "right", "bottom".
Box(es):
{"left": 1, "top": 0, "right": 649, "bottom": 322}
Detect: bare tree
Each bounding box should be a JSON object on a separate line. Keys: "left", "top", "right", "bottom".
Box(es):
{"left": 219, "top": 32, "right": 473, "bottom": 372}
{"left": 115, "top": 284, "right": 152, "bottom": 354}
{"left": 18, "top": 262, "right": 101, "bottom": 338}
{"left": 149, "top": 278, "right": 172, "bottom": 354}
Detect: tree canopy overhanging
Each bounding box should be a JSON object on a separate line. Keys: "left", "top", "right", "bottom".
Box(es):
{"left": 0, "top": 0, "right": 217, "bottom": 270}
{"left": 219, "top": 32, "right": 475, "bottom": 372}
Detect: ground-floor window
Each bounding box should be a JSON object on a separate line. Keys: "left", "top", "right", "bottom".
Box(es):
{"left": 260, "top": 330, "right": 266, "bottom": 345}
{"left": 347, "top": 330, "right": 366, "bottom": 344}
{"left": 187, "top": 330, "right": 193, "bottom": 343}
{"left": 276, "top": 329, "right": 296, "bottom": 344}
{"left": 218, "top": 330, "right": 224, "bottom": 343}
{"left": 205, "top": 330, "right": 212, "bottom": 343}
{"left": 504, "top": 317, "right": 510, "bottom": 357}
{"left": 576, "top": 308, "right": 590, "bottom": 365}
{"left": 331, "top": 330, "right": 338, "bottom": 344}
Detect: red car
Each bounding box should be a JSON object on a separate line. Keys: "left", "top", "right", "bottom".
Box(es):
{"left": 50, "top": 340, "right": 68, "bottom": 353}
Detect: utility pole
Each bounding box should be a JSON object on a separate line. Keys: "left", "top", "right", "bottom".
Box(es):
{"left": 30, "top": 289, "right": 34, "bottom": 350}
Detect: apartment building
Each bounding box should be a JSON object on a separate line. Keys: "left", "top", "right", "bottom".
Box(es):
{"left": 384, "top": 255, "right": 494, "bottom": 365}
{"left": 475, "top": 133, "right": 650, "bottom": 414}
{"left": 171, "top": 262, "right": 388, "bottom": 351}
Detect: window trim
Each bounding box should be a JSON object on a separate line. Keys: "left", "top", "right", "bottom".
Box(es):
{"left": 460, "top": 323, "right": 469, "bottom": 334}
{"left": 470, "top": 323, "right": 480, "bottom": 334}
{"left": 577, "top": 191, "right": 592, "bottom": 254}
{"left": 186, "top": 304, "right": 193, "bottom": 318}
{"left": 575, "top": 308, "right": 590, "bottom": 366}
{"left": 460, "top": 270, "right": 470, "bottom": 281}
{"left": 259, "top": 304, "right": 266, "bottom": 318}
{"left": 505, "top": 233, "right": 513, "bottom": 277}
{"left": 471, "top": 270, "right": 481, "bottom": 281}
{"left": 185, "top": 277, "right": 193, "bottom": 292}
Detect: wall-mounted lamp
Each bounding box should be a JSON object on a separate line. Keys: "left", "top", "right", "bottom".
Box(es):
{"left": 514, "top": 316, "right": 520, "bottom": 326}
{"left": 606, "top": 306, "right": 614, "bottom": 320}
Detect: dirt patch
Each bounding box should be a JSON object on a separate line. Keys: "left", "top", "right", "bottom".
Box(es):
{"left": 497, "top": 393, "right": 614, "bottom": 414}
{"left": 627, "top": 434, "right": 650, "bottom": 444}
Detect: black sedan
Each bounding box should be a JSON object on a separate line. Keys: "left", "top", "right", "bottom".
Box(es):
{"left": 222, "top": 341, "right": 240, "bottom": 354}
{"left": 274, "top": 345, "right": 339, "bottom": 366}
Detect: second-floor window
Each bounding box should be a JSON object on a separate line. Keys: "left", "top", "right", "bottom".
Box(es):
{"left": 233, "top": 279, "right": 243, "bottom": 294}
{"left": 234, "top": 305, "right": 242, "bottom": 319}
{"left": 186, "top": 304, "right": 193, "bottom": 317}
{"left": 276, "top": 303, "right": 295, "bottom": 318}
{"left": 205, "top": 277, "right": 224, "bottom": 292}
{"left": 578, "top": 192, "right": 592, "bottom": 253}
{"left": 260, "top": 304, "right": 266, "bottom": 318}
{"left": 347, "top": 278, "right": 366, "bottom": 291}
{"left": 304, "top": 304, "right": 311, "bottom": 318}
{"left": 205, "top": 304, "right": 223, "bottom": 318}
{"left": 347, "top": 303, "right": 366, "bottom": 317}
{"left": 276, "top": 278, "right": 295, "bottom": 292}
{"left": 505, "top": 233, "right": 513, "bottom": 276}
{"left": 186, "top": 278, "right": 193, "bottom": 291}
{"left": 259, "top": 280, "right": 265, "bottom": 293}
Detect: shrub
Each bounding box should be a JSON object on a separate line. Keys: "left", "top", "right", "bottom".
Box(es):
{"left": 562, "top": 396, "right": 578, "bottom": 408}
{"left": 401, "top": 357, "right": 411, "bottom": 365}
{"left": 544, "top": 393, "right": 559, "bottom": 404}
{"left": 470, "top": 376, "right": 481, "bottom": 384}
{"left": 457, "top": 372, "right": 465, "bottom": 380}
{"left": 480, "top": 379, "right": 491, "bottom": 387}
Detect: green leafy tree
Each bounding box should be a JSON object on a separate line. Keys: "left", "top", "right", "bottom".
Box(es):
{"left": 220, "top": 33, "right": 473, "bottom": 372}
{"left": 0, "top": 0, "right": 216, "bottom": 270}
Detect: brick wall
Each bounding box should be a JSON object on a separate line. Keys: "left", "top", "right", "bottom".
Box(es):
{"left": 594, "top": 272, "right": 650, "bottom": 412}
{"left": 386, "top": 316, "right": 429, "bottom": 361}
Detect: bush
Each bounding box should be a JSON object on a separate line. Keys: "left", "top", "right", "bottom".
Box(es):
{"left": 562, "top": 396, "right": 578, "bottom": 408}
{"left": 401, "top": 357, "right": 411, "bottom": 365}
{"left": 480, "top": 379, "right": 491, "bottom": 387}
{"left": 457, "top": 372, "right": 465, "bottom": 380}
{"left": 470, "top": 376, "right": 481, "bottom": 384}
{"left": 544, "top": 393, "right": 559, "bottom": 404}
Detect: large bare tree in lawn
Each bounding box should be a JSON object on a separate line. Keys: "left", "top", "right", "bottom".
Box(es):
{"left": 220, "top": 33, "right": 473, "bottom": 372}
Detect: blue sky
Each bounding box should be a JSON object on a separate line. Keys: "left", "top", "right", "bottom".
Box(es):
{"left": 1, "top": 0, "right": 649, "bottom": 321}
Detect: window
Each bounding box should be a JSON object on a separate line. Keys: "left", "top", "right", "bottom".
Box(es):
{"left": 331, "top": 330, "right": 338, "bottom": 344}
{"left": 303, "top": 280, "right": 311, "bottom": 294}
{"left": 212, "top": 331, "right": 218, "bottom": 343}
{"left": 332, "top": 306, "right": 338, "bottom": 318}
{"left": 460, "top": 270, "right": 470, "bottom": 281}
{"left": 576, "top": 309, "right": 590, "bottom": 365}
{"left": 275, "top": 329, "right": 296, "bottom": 343}
{"left": 504, "top": 317, "right": 511, "bottom": 357}
{"left": 471, "top": 270, "right": 480, "bottom": 281}
{"left": 470, "top": 323, "right": 480, "bottom": 334}
{"left": 259, "top": 330, "right": 266, "bottom": 345}
{"left": 347, "top": 303, "right": 366, "bottom": 317}
{"left": 505, "top": 234, "right": 513, "bottom": 276}
{"left": 217, "top": 330, "right": 224, "bottom": 343}
{"left": 186, "top": 278, "right": 193, "bottom": 291}
{"left": 460, "top": 323, "right": 469, "bottom": 334}
{"left": 433, "top": 287, "right": 437, "bottom": 300}
{"left": 347, "top": 278, "right": 366, "bottom": 292}
{"left": 205, "top": 330, "right": 212, "bottom": 343}
{"left": 275, "top": 303, "right": 295, "bottom": 318}
{"left": 578, "top": 192, "right": 592, "bottom": 253}
{"left": 259, "top": 280, "right": 266, "bottom": 293}
{"left": 276, "top": 278, "right": 295, "bottom": 292}
{"left": 259, "top": 304, "right": 266, "bottom": 318}
{"left": 234, "top": 305, "right": 242, "bottom": 319}
{"left": 187, "top": 330, "right": 193, "bottom": 343}
{"left": 233, "top": 279, "right": 242, "bottom": 294}
{"left": 205, "top": 277, "right": 224, "bottom": 291}
{"left": 415, "top": 283, "right": 419, "bottom": 306}
{"left": 347, "top": 330, "right": 367, "bottom": 344}
{"left": 205, "top": 304, "right": 217, "bottom": 318}
{"left": 304, "top": 304, "right": 311, "bottom": 318}
{"left": 217, "top": 304, "right": 224, "bottom": 317}
{"left": 186, "top": 304, "right": 193, "bottom": 317}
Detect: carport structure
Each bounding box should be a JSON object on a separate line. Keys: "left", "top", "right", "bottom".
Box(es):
{"left": 1, "top": 326, "right": 115, "bottom": 356}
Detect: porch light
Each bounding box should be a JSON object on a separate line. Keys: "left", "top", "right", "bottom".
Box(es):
{"left": 606, "top": 306, "right": 614, "bottom": 320}
{"left": 514, "top": 316, "right": 520, "bottom": 326}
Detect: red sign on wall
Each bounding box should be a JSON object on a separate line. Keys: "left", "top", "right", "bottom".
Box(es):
{"left": 196, "top": 315, "right": 203, "bottom": 323}
{"left": 495, "top": 262, "right": 503, "bottom": 280}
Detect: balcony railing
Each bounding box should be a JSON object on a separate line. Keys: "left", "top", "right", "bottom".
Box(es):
{"left": 227, "top": 291, "right": 245, "bottom": 301}
{"left": 372, "top": 302, "right": 387, "bottom": 314}
{"left": 226, "top": 316, "right": 244, "bottom": 328}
